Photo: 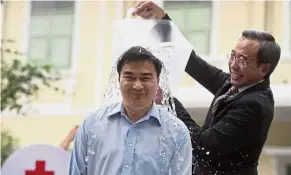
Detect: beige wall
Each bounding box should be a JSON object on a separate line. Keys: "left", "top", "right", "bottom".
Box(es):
{"left": 1, "top": 1, "right": 290, "bottom": 174}
{"left": 258, "top": 153, "right": 276, "bottom": 175}
{"left": 1, "top": 1, "right": 27, "bottom": 62}
{"left": 219, "top": 1, "right": 285, "bottom": 54}
{"left": 71, "top": 1, "right": 103, "bottom": 108}
{"left": 219, "top": 1, "right": 250, "bottom": 54}
{"left": 266, "top": 122, "right": 291, "bottom": 146}
{"left": 258, "top": 121, "right": 291, "bottom": 175}
{"left": 2, "top": 116, "right": 83, "bottom": 147}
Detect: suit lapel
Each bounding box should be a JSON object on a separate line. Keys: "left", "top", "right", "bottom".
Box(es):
{"left": 215, "top": 79, "right": 232, "bottom": 97}
{"left": 208, "top": 79, "right": 232, "bottom": 112}
{"left": 208, "top": 79, "right": 270, "bottom": 126}
{"left": 224, "top": 91, "right": 243, "bottom": 103}
{"left": 224, "top": 79, "right": 270, "bottom": 104}
{"left": 204, "top": 80, "right": 232, "bottom": 126}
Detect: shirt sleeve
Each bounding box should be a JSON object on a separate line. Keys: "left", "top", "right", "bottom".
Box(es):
{"left": 68, "top": 119, "right": 89, "bottom": 175}
{"left": 169, "top": 131, "right": 193, "bottom": 175}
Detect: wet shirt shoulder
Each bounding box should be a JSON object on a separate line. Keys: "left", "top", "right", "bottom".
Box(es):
{"left": 69, "top": 102, "right": 192, "bottom": 175}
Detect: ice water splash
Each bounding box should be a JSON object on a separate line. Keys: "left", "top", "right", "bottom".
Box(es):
{"left": 150, "top": 43, "right": 178, "bottom": 116}
{"left": 157, "top": 104, "right": 190, "bottom": 174}
{"left": 111, "top": 19, "right": 193, "bottom": 95}
{"left": 159, "top": 62, "right": 177, "bottom": 117}
{"left": 103, "top": 64, "right": 121, "bottom": 106}
{"left": 103, "top": 52, "right": 177, "bottom": 117}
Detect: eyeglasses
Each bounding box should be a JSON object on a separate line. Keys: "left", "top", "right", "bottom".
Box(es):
{"left": 227, "top": 53, "right": 252, "bottom": 68}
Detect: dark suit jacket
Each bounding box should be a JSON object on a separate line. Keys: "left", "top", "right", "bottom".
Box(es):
{"left": 161, "top": 14, "right": 275, "bottom": 175}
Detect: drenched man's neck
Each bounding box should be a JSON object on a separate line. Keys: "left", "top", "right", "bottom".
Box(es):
{"left": 123, "top": 102, "right": 153, "bottom": 123}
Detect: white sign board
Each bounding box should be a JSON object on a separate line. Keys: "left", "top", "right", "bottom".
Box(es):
{"left": 1, "top": 144, "right": 70, "bottom": 175}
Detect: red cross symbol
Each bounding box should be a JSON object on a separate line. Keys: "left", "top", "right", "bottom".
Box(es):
{"left": 25, "top": 160, "right": 54, "bottom": 175}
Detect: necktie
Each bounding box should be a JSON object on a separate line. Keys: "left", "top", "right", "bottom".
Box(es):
{"left": 211, "top": 86, "right": 238, "bottom": 114}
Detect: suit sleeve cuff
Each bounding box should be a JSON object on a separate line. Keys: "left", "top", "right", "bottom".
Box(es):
{"left": 162, "top": 13, "right": 171, "bottom": 20}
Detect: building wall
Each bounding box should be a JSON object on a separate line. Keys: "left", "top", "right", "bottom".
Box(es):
{"left": 1, "top": 1, "right": 290, "bottom": 175}
{"left": 1, "top": 1, "right": 27, "bottom": 59}
{"left": 71, "top": 1, "right": 101, "bottom": 108}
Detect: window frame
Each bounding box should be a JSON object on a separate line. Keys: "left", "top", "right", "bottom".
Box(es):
{"left": 163, "top": 1, "right": 212, "bottom": 55}
{"left": 28, "top": 1, "right": 75, "bottom": 70}
{"left": 17, "top": 0, "right": 81, "bottom": 116}
{"left": 161, "top": 0, "right": 220, "bottom": 59}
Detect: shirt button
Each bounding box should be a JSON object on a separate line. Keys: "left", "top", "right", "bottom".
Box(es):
{"left": 125, "top": 165, "right": 129, "bottom": 169}
{"left": 128, "top": 143, "right": 133, "bottom": 147}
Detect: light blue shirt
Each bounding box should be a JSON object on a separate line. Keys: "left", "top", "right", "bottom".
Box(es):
{"left": 69, "top": 102, "right": 192, "bottom": 175}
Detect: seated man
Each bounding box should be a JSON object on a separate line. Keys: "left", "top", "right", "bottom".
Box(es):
{"left": 69, "top": 46, "right": 192, "bottom": 175}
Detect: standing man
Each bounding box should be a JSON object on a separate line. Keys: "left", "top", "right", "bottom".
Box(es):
{"left": 69, "top": 46, "right": 192, "bottom": 175}
{"left": 134, "top": 1, "right": 281, "bottom": 175}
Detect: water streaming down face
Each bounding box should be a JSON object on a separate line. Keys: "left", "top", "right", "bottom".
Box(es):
{"left": 111, "top": 19, "right": 192, "bottom": 96}
{"left": 103, "top": 46, "right": 177, "bottom": 117}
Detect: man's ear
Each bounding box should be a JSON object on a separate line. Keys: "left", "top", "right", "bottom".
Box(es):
{"left": 260, "top": 63, "right": 271, "bottom": 77}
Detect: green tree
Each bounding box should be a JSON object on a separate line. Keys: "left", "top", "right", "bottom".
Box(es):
{"left": 1, "top": 129, "right": 19, "bottom": 166}
{"left": 1, "top": 38, "right": 62, "bottom": 165}
{"left": 1, "top": 39, "right": 62, "bottom": 113}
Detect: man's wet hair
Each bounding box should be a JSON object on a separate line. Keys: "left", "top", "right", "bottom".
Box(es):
{"left": 116, "top": 46, "right": 163, "bottom": 78}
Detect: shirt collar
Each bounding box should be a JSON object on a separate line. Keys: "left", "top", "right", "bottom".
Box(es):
{"left": 107, "top": 103, "right": 122, "bottom": 117}
{"left": 238, "top": 80, "right": 264, "bottom": 93}
{"left": 107, "top": 102, "right": 162, "bottom": 126}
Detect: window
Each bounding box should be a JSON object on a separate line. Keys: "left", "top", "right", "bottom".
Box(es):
{"left": 29, "top": 1, "right": 75, "bottom": 69}
{"left": 164, "top": 1, "right": 212, "bottom": 55}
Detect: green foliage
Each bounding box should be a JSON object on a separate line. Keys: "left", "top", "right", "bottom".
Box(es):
{"left": 0, "top": 38, "right": 63, "bottom": 164}
{"left": 0, "top": 129, "right": 19, "bottom": 166}
{"left": 1, "top": 39, "right": 62, "bottom": 114}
